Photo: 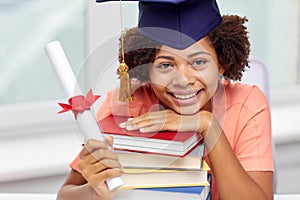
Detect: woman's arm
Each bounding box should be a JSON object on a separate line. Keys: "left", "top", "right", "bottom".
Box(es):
{"left": 57, "top": 169, "right": 103, "bottom": 200}
{"left": 57, "top": 138, "right": 123, "bottom": 200}
{"left": 204, "top": 113, "right": 273, "bottom": 200}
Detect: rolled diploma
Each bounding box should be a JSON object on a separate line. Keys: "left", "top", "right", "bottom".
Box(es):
{"left": 45, "top": 41, "right": 123, "bottom": 191}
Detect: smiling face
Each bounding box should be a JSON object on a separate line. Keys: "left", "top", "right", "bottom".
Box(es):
{"left": 149, "top": 37, "right": 220, "bottom": 115}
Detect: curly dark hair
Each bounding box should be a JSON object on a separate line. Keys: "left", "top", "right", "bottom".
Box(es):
{"left": 119, "top": 15, "right": 250, "bottom": 81}
{"left": 118, "top": 27, "right": 161, "bottom": 81}
{"left": 208, "top": 15, "right": 250, "bottom": 80}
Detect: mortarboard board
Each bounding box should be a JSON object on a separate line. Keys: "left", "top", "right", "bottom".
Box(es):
{"left": 96, "top": 0, "right": 222, "bottom": 49}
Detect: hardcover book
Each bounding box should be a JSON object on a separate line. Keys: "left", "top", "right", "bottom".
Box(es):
{"left": 119, "top": 161, "right": 210, "bottom": 190}
{"left": 99, "top": 115, "right": 204, "bottom": 156}
{"left": 117, "top": 151, "right": 204, "bottom": 170}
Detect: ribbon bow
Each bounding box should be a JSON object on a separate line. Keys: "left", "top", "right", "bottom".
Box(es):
{"left": 58, "top": 89, "right": 101, "bottom": 119}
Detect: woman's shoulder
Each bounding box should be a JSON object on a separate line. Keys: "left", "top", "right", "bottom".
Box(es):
{"left": 222, "top": 80, "right": 269, "bottom": 108}
{"left": 105, "top": 82, "right": 157, "bottom": 103}
{"left": 97, "top": 83, "right": 159, "bottom": 119}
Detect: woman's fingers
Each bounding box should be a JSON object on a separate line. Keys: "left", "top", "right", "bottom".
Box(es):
{"left": 105, "top": 136, "right": 114, "bottom": 146}
{"left": 80, "top": 162, "right": 122, "bottom": 185}
{"left": 118, "top": 109, "right": 206, "bottom": 133}
{"left": 78, "top": 138, "right": 123, "bottom": 199}
{"left": 78, "top": 138, "right": 122, "bottom": 177}
{"left": 91, "top": 169, "right": 123, "bottom": 198}
{"left": 119, "top": 110, "right": 181, "bottom": 132}
{"left": 83, "top": 139, "right": 109, "bottom": 154}
{"left": 75, "top": 138, "right": 124, "bottom": 200}
{"left": 85, "top": 168, "right": 122, "bottom": 199}
{"left": 79, "top": 139, "right": 121, "bottom": 170}
{"left": 79, "top": 152, "right": 121, "bottom": 174}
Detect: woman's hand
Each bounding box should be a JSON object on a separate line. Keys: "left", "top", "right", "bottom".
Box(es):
{"left": 119, "top": 109, "right": 212, "bottom": 135}
{"left": 78, "top": 137, "right": 123, "bottom": 200}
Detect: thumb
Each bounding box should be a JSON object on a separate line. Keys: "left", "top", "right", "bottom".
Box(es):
{"left": 105, "top": 136, "right": 114, "bottom": 146}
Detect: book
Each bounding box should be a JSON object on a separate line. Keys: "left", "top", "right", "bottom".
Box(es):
{"left": 117, "top": 159, "right": 210, "bottom": 189}
{"left": 139, "top": 185, "right": 209, "bottom": 195}
{"left": 138, "top": 173, "right": 212, "bottom": 200}
{"left": 119, "top": 166, "right": 210, "bottom": 189}
{"left": 115, "top": 146, "right": 209, "bottom": 190}
{"left": 116, "top": 151, "right": 204, "bottom": 170}
{"left": 114, "top": 189, "right": 211, "bottom": 200}
{"left": 98, "top": 115, "right": 204, "bottom": 156}
{"left": 138, "top": 185, "right": 210, "bottom": 200}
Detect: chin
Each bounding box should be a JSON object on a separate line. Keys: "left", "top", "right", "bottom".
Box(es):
{"left": 176, "top": 105, "right": 200, "bottom": 116}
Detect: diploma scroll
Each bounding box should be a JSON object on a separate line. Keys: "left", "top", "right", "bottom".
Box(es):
{"left": 45, "top": 41, "right": 123, "bottom": 191}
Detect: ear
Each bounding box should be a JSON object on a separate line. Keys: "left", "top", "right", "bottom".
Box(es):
{"left": 218, "top": 66, "right": 225, "bottom": 76}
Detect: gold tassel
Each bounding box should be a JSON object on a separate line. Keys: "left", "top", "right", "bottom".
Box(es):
{"left": 118, "top": 61, "right": 133, "bottom": 102}
{"left": 118, "top": 0, "right": 133, "bottom": 102}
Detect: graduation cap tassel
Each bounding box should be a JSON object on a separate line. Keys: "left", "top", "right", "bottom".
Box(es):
{"left": 118, "top": 0, "right": 133, "bottom": 102}
{"left": 118, "top": 61, "right": 133, "bottom": 101}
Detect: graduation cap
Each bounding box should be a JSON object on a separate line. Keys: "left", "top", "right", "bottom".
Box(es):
{"left": 96, "top": 0, "right": 222, "bottom": 49}
{"left": 95, "top": 0, "right": 222, "bottom": 101}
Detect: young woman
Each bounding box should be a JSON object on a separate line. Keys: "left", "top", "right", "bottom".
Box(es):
{"left": 57, "top": 14, "right": 274, "bottom": 200}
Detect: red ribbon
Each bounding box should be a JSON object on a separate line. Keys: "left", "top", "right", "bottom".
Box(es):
{"left": 58, "top": 89, "right": 101, "bottom": 119}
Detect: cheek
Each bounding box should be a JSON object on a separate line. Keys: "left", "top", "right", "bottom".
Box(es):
{"left": 207, "top": 76, "right": 219, "bottom": 98}
{"left": 149, "top": 68, "right": 170, "bottom": 86}
{"left": 151, "top": 84, "right": 165, "bottom": 98}
{"left": 197, "top": 68, "right": 219, "bottom": 97}
{"left": 149, "top": 70, "right": 166, "bottom": 96}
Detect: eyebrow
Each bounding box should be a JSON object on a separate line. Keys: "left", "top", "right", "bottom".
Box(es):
{"left": 187, "top": 51, "right": 211, "bottom": 59}
{"left": 155, "top": 51, "right": 210, "bottom": 61}
{"left": 154, "top": 55, "right": 175, "bottom": 61}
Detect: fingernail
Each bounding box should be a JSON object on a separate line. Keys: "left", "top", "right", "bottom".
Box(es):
{"left": 119, "top": 122, "right": 126, "bottom": 128}
{"left": 139, "top": 128, "right": 146, "bottom": 132}
{"left": 127, "top": 118, "right": 133, "bottom": 121}
{"left": 126, "top": 126, "right": 133, "bottom": 131}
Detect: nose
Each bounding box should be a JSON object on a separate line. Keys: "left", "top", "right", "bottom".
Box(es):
{"left": 171, "top": 64, "right": 195, "bottom": 87}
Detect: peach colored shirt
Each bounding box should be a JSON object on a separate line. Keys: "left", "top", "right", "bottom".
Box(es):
{"left": 70, "top": 80, "right": 274, "bottom": 199}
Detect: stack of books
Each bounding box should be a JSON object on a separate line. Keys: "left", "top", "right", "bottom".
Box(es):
{"left": 116, "top": 151, "right": 211, "bottom": 199}
{"left": 98, "top": 115, "right": 204, "bottom": 157}
{"left": 98, "top": 115, "right": 211, "bottom": 199}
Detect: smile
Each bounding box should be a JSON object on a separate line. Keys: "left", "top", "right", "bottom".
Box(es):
{"left": 170, "top": 90, "right": 202, "bottom": 100}
{"left": 174, "top": 92, "right": 196, "bottom": 100}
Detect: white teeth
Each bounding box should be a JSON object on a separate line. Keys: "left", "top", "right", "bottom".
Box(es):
{"left": 174, "top": 92, "right": 196, "bottom": 100}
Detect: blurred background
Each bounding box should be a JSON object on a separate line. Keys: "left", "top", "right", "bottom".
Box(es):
{"left": 0, "top": 0, "right": 299, "bottom": 194}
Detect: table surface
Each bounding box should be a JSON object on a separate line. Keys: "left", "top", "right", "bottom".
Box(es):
{"left": 0, "top": 192, "right": 299, "bottom": 200}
